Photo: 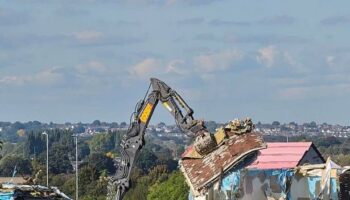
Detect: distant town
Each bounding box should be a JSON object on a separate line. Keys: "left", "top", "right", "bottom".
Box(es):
{"left": 1, "top": 120, "right": 350, "bottom": 141}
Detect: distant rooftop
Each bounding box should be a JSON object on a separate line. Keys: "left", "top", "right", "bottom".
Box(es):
{"left": 247, "top": 142, "right": 325, "bottom": 170}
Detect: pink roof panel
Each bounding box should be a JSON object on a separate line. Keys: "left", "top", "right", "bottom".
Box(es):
{"left": 247, "top": 142, "right": 313, "bottom": 170}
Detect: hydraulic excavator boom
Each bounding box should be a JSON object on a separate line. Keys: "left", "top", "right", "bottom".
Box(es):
{"left": 107, "top": 78, "right": 215, "bottom": 200}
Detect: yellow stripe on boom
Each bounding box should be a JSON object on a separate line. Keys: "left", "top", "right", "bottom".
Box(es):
{"left": 140, "top": 103, "right": 153, "bottom": 123}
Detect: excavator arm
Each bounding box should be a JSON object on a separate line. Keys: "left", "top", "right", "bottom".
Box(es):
{"left": 107, "top": 78, "right": 209, "bottom": 200}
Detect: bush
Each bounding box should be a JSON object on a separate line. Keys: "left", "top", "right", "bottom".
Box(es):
{"left": 147, "top": 171, "right": 189, "bottom": 200}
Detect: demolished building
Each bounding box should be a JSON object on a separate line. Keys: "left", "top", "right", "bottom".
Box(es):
{"left": 180, "top": 131, "right": 266, "bottom": 197}
{"left": 180, "top": 119, "right": 347, "bottom": 200}
{"left": 180, "top": 119, "right": 266, "bottom": 199}
{"left": 202, "top": 142, "right": 329, "bottom": 200}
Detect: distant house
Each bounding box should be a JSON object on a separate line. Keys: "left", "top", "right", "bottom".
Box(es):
{"left": 188, "top": 142, "right": 329, "bottom": 200}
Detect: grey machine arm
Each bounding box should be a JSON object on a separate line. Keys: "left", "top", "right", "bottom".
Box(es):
{"left": 107, "top": 78, "right": 208, "bottom": 200}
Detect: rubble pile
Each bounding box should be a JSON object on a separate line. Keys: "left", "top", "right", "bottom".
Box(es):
{"left": 0, "top": 184, "right": 71, "bottom": 200}
{"left": 180, "top": 118, "right": 266, "bottom": 196}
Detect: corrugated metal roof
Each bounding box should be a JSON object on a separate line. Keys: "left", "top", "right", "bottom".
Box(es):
{"left": 247, "top": 142, "right": 313, "bottom": 170}
{"left": 180, "top": 132, "right": 266, "bottom": 195}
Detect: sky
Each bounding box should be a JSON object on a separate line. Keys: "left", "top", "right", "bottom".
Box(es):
{"left": 0, "top": 0, "right": 350, "bottom": 125}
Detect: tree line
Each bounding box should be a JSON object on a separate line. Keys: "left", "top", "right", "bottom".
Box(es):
{"left": 0, "top": 129, "right": 188, "bottom": 200}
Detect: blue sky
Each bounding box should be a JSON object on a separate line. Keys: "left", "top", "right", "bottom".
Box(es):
{"left": 1, "top": 0, "right": 350, "bottom": 125}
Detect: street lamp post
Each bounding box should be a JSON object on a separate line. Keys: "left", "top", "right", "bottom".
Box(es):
{"left": 42, "top": 131, "right": 49, "bottom": 187}
{"left": 73, "top": 135, "right": 79, "bottom": 200}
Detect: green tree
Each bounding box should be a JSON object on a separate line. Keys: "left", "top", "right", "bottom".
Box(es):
{"left": 87, "top": 152, "right": 115, "bottom": 175}
{"left": 0, "top": 155, "right": 32, "bottom": 176}
{"left": 147, "top": 171, "right": 189, "bottom": 200}
{"left": 272, "top": 121, "right": 280, "bottom": 126}
{"left": 73, "top": 165, "right": 109, "bottom": 200}
{"left": 0, "top": 140, "right": 3, "bottom": 159}
{"left": 61, "top": 177, "right": 75, "bottom": 197}
{"left": 148, "top": 165, "right": 168, "bottom": 184}
{"left": 46, "top": 144, "right": 73, "bottom": 174}
{"left": 24, "top": 131, "right": 46, "bottom": 156}
{"left": 124, "top": 176, "right": 150, "bottom": 200}
{"left": 120, "top": 122, "right": 127, "bottom": 128}
{"left": 79, "top": 141, "right": 91, "bottom": 159}
{"left": 137, "top": 148, "right": 158, "bottom": 173}
{"left": 89, "top": 133, "right": 116, "bottom": 153}
{"left": 92, "top": 120, "right": 101, "bottom": 127}
{"left": 334, "top": 154, "right": 350, "bottom": 166}
{"left": 78, "top": 166, "right": 98, "bottom": 196}
{"left": 50, "top": 174, "right": 73, "bottom": 188}
{"left": 24, "top": 129, "right": 74, "bottom": 158}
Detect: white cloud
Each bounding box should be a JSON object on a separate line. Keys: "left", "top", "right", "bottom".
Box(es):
{"left": 283, "top": 52, "right": 296, "bottom": 66}
{"left": 165, "top": 59, "right": 189, "bottom": 75}
{"left": 0, "top": 68, "right": 64, "bottom": 86}
{"left": 282, "top": 51, "right": 309, "bottom": 73}
{"left": 279, "top": 83, "right": 350, "bottom": 100}
{"left": 0, "top": 76, "right": 29, "bottom": 85}
{"left": 75, "top": 61, "right": 107, "bottom": 74}
{"left": 321, "top": 15, "right": 350, "bottom": 26}
{"left": 166, "top": 0, "right": 177, "bottom": 5}
{"left": 193, "top": 49, "right": 243, "bottom": 72}
{"left": 129, "top": 58, "right": 193, "bottom": 80}
{"left": 256, "top": 45, "right": 278, "bottom": 67}
{"left": 270, "top": 77, "right": 306, "bottom": 86}
{"left": 35, "top": 68, "right": 65, "bottom": 84}
{"left": 257, "top": 15, "right": 296, "bottom": 26}
{"left": 129, "top": 58, "right": 162, "bottom": 78}
{"left": 72, "top": 31, "right": 104, "bottom": 41}
{"left": 199, "top": 73, "right": 216, "bottom": 81}
{"left": 278, "top": 87, "right": 308, "bottom": 100}
{"left": 176, "top": 87, "right": 203, "bottom": 101}
{"left": 0, "top": 52, "right": 8, "bottom": 60}
{"left": 322, "top": 53, "right": 350, "bottom": 72}
{"left": 326, "top": 56, "right": 335, "bottom": 67}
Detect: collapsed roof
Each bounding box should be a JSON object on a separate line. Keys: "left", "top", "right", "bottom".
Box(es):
{"left": 179, "top": 128, "right": 266, "bottom": 195}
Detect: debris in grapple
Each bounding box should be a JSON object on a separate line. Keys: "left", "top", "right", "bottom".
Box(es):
{"left": 180, "top": 118, "right": 266, "bottom": 196}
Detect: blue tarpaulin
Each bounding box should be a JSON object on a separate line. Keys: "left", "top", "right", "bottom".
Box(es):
{"left": 0, "top": 191, "right": 14, "bottom": 200}
{"left": 278, "top": 170, "right": 294, "bottom": 199}
{"left": 307, "top": 177, "right": 338, "bottom": 200}
{"left": 221, "top": 170, "right": 241, "bottom": 192}
{"left": 219, "top": 169, "right": 294, "bottom": 200}
{"left": 307, "top": 176, "right": 320, "bottom": 199}
{"left": 330, "top": 178, "right": 338, "bottom": 200}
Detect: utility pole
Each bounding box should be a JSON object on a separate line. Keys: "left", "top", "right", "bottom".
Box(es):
{"left": 42, "top": 131, "right": 49, "bottom": 187}
{"left": 73, "top": 135, "right": 79, "bottom": 200}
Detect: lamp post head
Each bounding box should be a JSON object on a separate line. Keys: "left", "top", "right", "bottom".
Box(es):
{"left": 42, "top": 131, "right": 48, "bottom": 135}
